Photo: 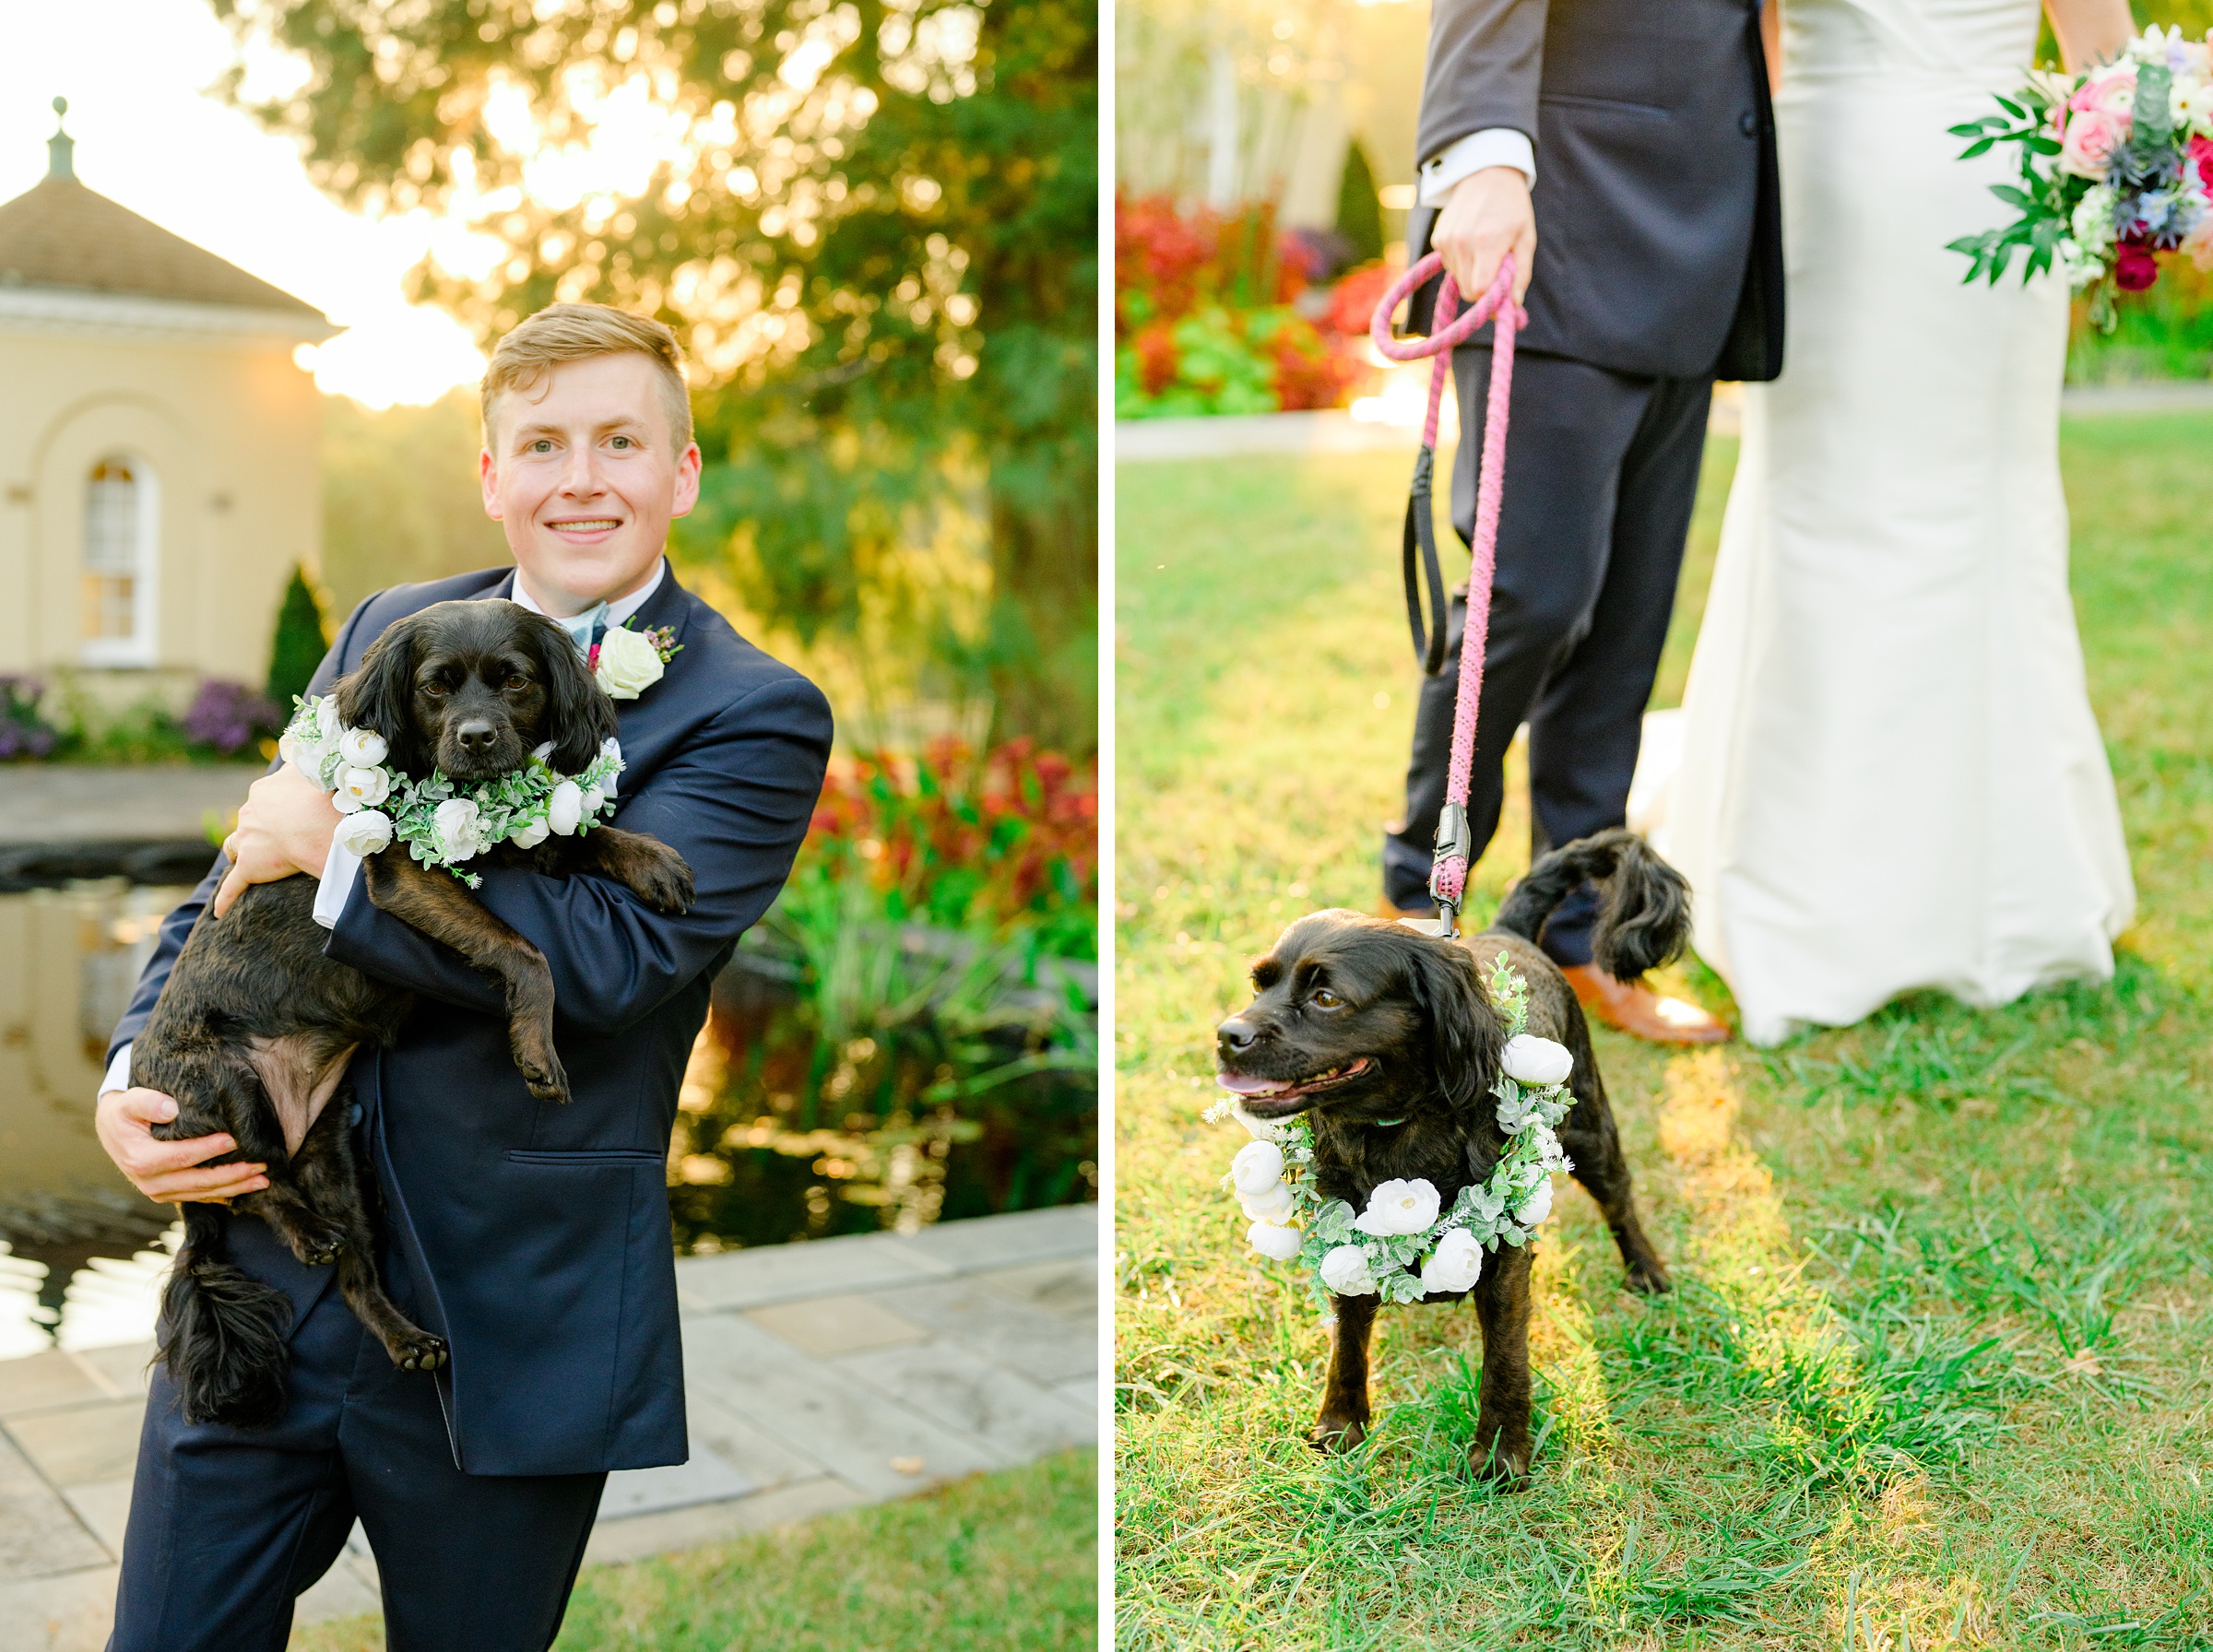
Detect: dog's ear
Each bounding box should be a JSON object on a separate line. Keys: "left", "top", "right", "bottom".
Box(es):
{"left": 1401, "top": 936, "right": 1502, "bottom": 1116}
{"left": 535, "top": 615, "right": 619, "bottom": 775}
{"left": 334, "top": 615, "right": 427, "bottom": 773}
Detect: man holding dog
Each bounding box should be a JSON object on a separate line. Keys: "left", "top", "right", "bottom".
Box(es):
{"left": 93, "top": 305, "right": 832, "bottom": 1646}
{"left": 1381, "top": 0, "right": 1782, "bottom": 1045}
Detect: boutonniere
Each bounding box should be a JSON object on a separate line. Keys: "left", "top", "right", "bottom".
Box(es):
{"left": 588, "top": 620, "right": 682, "bottom": 702}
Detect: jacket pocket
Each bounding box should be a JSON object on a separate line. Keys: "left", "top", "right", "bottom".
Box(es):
{"left": 504, "top": 1149, "right": 667, "bottom": 1167}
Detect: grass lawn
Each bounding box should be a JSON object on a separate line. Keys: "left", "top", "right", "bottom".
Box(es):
{"left": 1113, "top": 416, "right": 2213, "bottom": 1648}
{"left": 289, "top": 1448, "right": 1096, "bottom": 1650}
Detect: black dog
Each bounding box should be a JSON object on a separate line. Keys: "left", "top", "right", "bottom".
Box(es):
{"left": 135, "top": 599, "right": 695, "bottom": 1427}
{"left": 1213, "top": 829, "right": 1688, "bottom": 1481}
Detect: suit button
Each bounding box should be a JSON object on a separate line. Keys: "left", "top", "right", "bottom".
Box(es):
{"left": 1739, "top": 110, "right": 1758, "bottom": 136}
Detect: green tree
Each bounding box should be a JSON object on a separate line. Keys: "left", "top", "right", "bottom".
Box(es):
{"left": 266, "top": 563, "right": 329, "bottom": 710}
{"left": 1335, "top": 137, "right": 1383, "bottom": 266}
{"left": 214, "top": 0, "right": 1097, "bottom": 751}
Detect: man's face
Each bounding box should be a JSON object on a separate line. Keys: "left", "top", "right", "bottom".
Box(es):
{"left": 479, "top": 353, "right": 702, "bottom": 615}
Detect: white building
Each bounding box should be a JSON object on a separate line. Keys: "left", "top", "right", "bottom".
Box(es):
{"left": 0, "top": 103, "right": 336, "bottom": 695}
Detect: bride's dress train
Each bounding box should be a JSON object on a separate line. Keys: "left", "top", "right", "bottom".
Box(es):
{"left": 1654, "top": 0, "right": 2136, "bottom": 1045}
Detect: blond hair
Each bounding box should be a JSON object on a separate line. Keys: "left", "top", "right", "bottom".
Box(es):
{"left": 481, "top": 303, "right": 694, "bottom": 451}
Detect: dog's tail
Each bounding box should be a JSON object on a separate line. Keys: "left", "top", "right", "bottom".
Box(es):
{"left": 158, "top": 1205, "right": 294, "bottom": 1429}
{"left": 1491, "top": 828, "right": 1692, "bottom": 980}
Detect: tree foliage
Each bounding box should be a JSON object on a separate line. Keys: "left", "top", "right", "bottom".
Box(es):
{"left": 214, "top": 0, "right": 1096, "bottom": 749}
{"left": 265, "top": 562, "right": 330, "bottom": 708}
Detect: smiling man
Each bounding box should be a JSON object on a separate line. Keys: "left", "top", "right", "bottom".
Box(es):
{"left": 92, "top": 304, "right": 833, "bottom": 1647}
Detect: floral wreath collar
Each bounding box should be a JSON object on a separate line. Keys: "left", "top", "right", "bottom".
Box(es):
{"left": 279, "top": 696, "right": 626, "bottom": 889}
{"left": 1203, "top": 953, "right": 1576, "bottom": 1308}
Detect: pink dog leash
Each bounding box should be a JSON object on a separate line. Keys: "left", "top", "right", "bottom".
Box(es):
{"left": 1368, "top": 253, "right": 1524, "bottom": 939}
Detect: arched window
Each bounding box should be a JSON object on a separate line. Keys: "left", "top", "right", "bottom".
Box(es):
{"left": 81, "top": 455, "right": 159, "bottom": 666}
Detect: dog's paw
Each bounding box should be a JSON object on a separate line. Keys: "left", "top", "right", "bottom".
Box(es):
{"left": 1470, "top": 1442, "right": 1532, "bottom": 1488}
{"left": 391, "top": 1333, "right": 448, "bottom": 1373}
{"left": 1624, "top": 1257, "right": 1674, "bottom": 1296}
{"left": 1307, "top": 1416, "right": 1367, "bottom": 1454}
{"left": 636, "top": 852, "right": 694, "bottom": 916}
{"left": 511, "top": 1040, "right": 572, "bottom": 1105}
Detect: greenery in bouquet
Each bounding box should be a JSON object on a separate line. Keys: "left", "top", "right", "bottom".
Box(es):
{"left": 1115, "top": 192, "right": 1362, "bottom": 418}
{"left": 1951, "top": 24, "right": 2213, "bottom": 329}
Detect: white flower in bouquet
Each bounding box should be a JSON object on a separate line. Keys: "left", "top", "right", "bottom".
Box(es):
{"left": 595, "top": 627, "right": 664, "bottom": 699}
{"left": 337, "top": 726, "right": 388, "bottom": 769}
{"left": 1319, "top": 1245, "right": 1379, "bottom": 1297}
{"left": 1419, "top": 1227, "right": 1485, "bottom": 1293}
{"left": 509, "top": 818, "right": 550, "bottom": 849}
{"left": 331, "top": 809, "right": 393, "bottom": 856}
{"left": 1501, "top": 1034, "right": 1573, "bottom": 1087}
{"left": 432, "top": 797, "right": 490, "bottom": 861}
{"left": 547, "top": 780, "right": 585, "bottom": 836}
{"left": 1353, "top": 1178, "right": 1440, "bottom": 1237}
{"left": 1514, "top": 1176, "right": 1555, "bottom": 1227}
{"left": 1230, "top": 1140, "right": 1285, "bottom": 1197}
{"left": 1247, "top": 1221, "right": 1303, "bottom": 1261}
{"left": 1239, "top": 1182, "right": 1296, "bottom": 1223}
{"left": 581, "top": 785, "right": 606, "bottom": 818}
{"left": 336, "top": 766, "right": 391, "bottom": 811}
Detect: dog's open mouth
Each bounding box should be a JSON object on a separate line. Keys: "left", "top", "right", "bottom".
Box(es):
{"left": 1214, "top": 1056, "right": 1374, "bottom": 1113}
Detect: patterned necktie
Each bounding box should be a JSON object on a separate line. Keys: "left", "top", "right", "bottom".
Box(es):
{"left": 553, "top": 602, "right": 608, "bottom": 655}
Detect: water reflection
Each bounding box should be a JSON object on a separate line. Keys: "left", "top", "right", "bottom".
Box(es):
{"left": 0, "top": 880, "right": 1096, "bottom": 1355}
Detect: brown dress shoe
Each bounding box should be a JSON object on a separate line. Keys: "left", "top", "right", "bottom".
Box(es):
{"left": 1560, "top": 964, "right": 1730, "bottom": 1045}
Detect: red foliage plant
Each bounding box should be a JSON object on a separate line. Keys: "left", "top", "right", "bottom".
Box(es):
{"left": 804, "top": 738, "right": 1098, "bottom": 932}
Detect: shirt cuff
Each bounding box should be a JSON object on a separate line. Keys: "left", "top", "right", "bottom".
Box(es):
{"left": 101, "top": 1043, "right": 132, "bottom": 1099}
{"left": 314, "top": 840, "right": 363, "bottom": 931}
{"left": 1419, "top": 127, "right": 1537, "bottom": 206}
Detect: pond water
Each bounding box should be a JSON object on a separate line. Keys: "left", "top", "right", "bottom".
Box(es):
{"left": 0, "top": 881, "right": 1097, "bottom": 1352}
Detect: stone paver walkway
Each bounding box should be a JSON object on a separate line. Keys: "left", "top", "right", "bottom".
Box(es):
{"left": 0, "top": 1204, "right": 1096, "bottom": 1649}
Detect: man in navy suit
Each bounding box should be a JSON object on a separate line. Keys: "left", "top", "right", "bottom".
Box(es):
{"left": 93, "top": 304, "right": 833, "bottom": 1646}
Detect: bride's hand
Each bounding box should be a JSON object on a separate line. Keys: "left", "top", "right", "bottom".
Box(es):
{"left": 1433, "top": 166, "right": 1536, "bottom": 308}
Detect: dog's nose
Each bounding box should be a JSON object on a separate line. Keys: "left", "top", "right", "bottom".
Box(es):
{"left": 1217, "top": 1017, "right": 1260, "bottom": 1053}
{"left": 454, "top": 719, "right": 498, "bottom": 753}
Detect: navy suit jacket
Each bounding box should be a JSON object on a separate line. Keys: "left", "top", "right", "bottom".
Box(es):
{"left": 110, "top": 562, "right": 834, "bottom": 1475}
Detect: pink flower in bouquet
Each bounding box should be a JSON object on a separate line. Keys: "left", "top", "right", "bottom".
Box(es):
{"left": 2070, "top": 65, "right": 2137, "bottom": 119}
{"left": 2058, "top": 108, "right": 2129, "bottom": 179}
{"left": 2192, "top": 134, "right": 2213, "bottom": 191}
{"left": 2113, "top": 240, "right": 2160, "bottom": 290}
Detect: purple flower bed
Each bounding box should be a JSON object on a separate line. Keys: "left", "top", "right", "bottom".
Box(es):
{"left": 0, "top": 677, "right": 58, "bottom": 761}
{"left": 180, "top": 678, "right": 281, "bottom": 757}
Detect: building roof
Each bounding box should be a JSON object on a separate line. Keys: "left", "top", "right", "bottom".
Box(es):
{"left": 0, "top": 173, "right": 328, "bottom": 322}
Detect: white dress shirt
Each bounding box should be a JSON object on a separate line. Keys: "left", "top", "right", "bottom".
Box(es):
{"left": 101, "top": 560, "right": 666, "bottom": 1099}
{"left": 1419, "top": 128, "right": 1537, "bottom": 206}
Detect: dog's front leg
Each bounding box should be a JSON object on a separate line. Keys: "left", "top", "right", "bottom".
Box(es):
{"left": 565, "top": 825, "right": 694, "bottom": 914}
{"left": 1471, "top": 1245, "right": 1534, "bottom": 1484}
{"left": 1308, "top": 1293, "right": 1378, "bottom": 1452}
{"left": 361, "top": 851, "right": 568, "bottom": 1103}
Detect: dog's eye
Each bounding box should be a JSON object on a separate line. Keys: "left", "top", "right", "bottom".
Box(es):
{"left": 1310, "top": 988, "right": 1343, "bottom": 1010}
{"left": 420, "top": 678, "right": 449, "bottom": 699}
{"left": 503, "top": 672, "right": 529, "bottom": 691}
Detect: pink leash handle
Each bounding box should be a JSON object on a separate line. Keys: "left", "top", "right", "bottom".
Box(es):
{"left": 1370, "top": 253, "right": 1523, "bottom": 936}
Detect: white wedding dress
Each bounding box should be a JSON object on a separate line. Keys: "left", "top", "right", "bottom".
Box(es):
{"left": 1655, "top": 0, "right": 2136, "bottom": 1045}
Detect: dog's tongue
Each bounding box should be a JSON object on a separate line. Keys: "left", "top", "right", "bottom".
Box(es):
{"left": 1215, "top": 1071, "right": 1290, "bottom": 1096}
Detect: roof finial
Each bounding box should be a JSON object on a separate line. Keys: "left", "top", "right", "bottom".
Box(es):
{"left": 48, "top": 97, "right": 75, "bottom": 182}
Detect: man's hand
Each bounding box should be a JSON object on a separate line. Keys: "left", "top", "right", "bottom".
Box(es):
{"left": 96, "top": 1087, "right": 267, "bottom": 1206}
{"left": 1434, "top": 166, "right": 1537, "bottom": 308}
{"left": 213, "top": 763, "right": 342, "bottom": 917}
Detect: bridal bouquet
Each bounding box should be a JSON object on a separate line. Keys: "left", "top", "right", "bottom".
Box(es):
{"left": 1949, "top": 25, "right": 2213, "bottom": 329}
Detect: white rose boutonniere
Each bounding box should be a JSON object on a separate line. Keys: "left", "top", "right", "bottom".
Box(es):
{"left": 593, "top": 625, "right": 666, "bottom": 700}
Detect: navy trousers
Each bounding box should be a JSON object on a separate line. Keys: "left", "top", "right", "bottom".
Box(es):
{"left": 1384, "top": 348, "right": 1712, "bottom": 963}
{"left": 110, "top": 1220, "right": 606, "bottom": 1652}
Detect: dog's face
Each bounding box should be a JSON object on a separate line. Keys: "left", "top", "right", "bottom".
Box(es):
{"left": 333, "top": 599, "right": 618, "bottom": 782}
{"left": 1214, "top": 911, "right": 1501, "bottom": 1121}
